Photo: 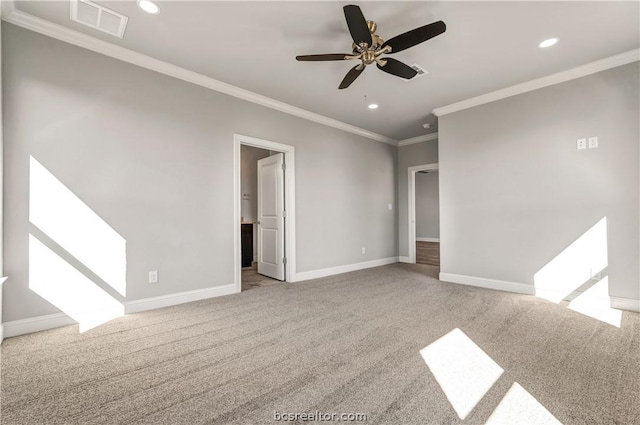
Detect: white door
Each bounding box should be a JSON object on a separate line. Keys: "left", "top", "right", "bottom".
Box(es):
{"left": 257, "top": 153, "right": 285, "bottom": 280}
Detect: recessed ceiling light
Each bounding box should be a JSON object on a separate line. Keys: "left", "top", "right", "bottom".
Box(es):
{"left": 138, "top": 0, "right": 160, "bottom": 15}
{"left": 538, "top": 38, "right": 558, "bottom": 48}
{"left": 368, "top": 104, "right": 379, "bottom": 109}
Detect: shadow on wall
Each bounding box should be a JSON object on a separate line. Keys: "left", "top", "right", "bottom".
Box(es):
{"left": 28, "top": 156, "right": 127, "bottom": 332}
{"left": 533, "top": 217, "right": 621, "bottom": 327}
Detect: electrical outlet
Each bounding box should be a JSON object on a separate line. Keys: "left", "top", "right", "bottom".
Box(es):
{"left": 588, "top": 136, "right": 598, "bottom": 149}
{"left": 577, "top": 138, "right": 587, "bottom": 150}
{"left": 362, "top": 247, "right": 366, "bottom": 254}
{"left": 149, "top": 270, "right": 158, "bottom": 283}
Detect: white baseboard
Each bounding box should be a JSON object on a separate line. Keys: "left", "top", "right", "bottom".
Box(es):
{"left": 295, "top": 257, "right": 399, "bottom": 282}
{"left": 416, "top": 237, "right": 440, "bottom": 243}
{"left": 610, "top": 296, "right": 640, "bottom": 313}
{"left": 0, "top": 324, "right": 4, "bottom": 344}
{"left": 398, "top": 256, "right": 411, "bottom": 263}
{"left": 3, "top": 284, "right": 238, "bottom": 338}
{"left": 534, "top": 287, "right": 583, "bottom": 303}
{"left": 3, "top": 312, "right": 76, "bottom": 338}
{"left": 124, "top": 284, "right": 237, "bottom": 314}
{"left": 439, "top": 273, "right": 640, "bottom": 313}
{"left": 439, "top": 272, "right": 535, "bottom": 295}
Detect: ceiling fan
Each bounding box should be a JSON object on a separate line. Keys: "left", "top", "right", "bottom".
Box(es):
{"left": 296, "top": 5, "right": 446, "bottom": 89}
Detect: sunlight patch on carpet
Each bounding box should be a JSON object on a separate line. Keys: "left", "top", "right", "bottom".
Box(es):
{"left": 485, "top": 382, "right": 563, "bottom": 425}
{"left": 420, "top": 328, "right": 503, "bottom": 419}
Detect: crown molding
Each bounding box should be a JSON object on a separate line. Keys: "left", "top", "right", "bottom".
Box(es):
{"left": 433, "top": 49, "right": 640, "bottom": 117}
{"left": 398, "top": 132, "right": 438, "bottom": 147}
{"left": 1, "top": 4, "right": 397, "bottom": 146}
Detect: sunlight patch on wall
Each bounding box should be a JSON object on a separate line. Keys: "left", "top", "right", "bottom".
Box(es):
{"left": 485, "top": 382, "right": 563, "bottom": 425}
{"left": 29, "top": 235, "right": 124, "bottom": 332}
{"left": 534, "top": 218, "right": 608, "bottom": 303}
{"left": 29, "top": 156, "right": 127, "bottom": 295}
{"left": 420, "top": 328, "right": 503, "bottom": 419}
{"left": 567, "top": 277, "right": 621, "bottom": 327}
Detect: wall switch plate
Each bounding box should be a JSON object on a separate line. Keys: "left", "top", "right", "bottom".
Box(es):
{"left": 588, "top": 136, "right": 598, "bottom": 149}
{"left": 388, "top": 203, "right": 393, "bottom": 210}
{"left": 577, "top": 138, "right": 587, "bottom": 150}
{"left": 149, "top": 270, "right": 158, "bottom": 283}
{"left": 362, "top": 247, "right": 366, "bottom": 254}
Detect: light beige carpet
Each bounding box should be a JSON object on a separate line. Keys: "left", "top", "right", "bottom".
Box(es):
{"left": 2, "top": 263, "right": 639, "bottom": 424}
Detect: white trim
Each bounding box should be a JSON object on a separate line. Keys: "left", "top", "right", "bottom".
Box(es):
{"left": 3, "top": 312, "right": 76, "bottom": 338}
{"left": 433, "top": 49, "right": 640, "bottom": 116}
{"left": 398, "top": 256, "right": 411, "bottom": 263}
{"left": 440, "top": 273, "right": 640, "bottom": 313}
{"left": 533, "top": 287, "right": 584, "bottom": 303}
{"left": 295, "top": 257, "right": 398, "bottom": 282}
{"left": 124, "top": 284, "right": 236, "bottom": 314}
{"left": 234, "top": 134, "right": 296, "bottom": 290}
{"left": 416, "top": 237, "right": 440, "bottom": 243}
{"left": 610, "top": 296, "right": 640, "bottom": 313}
{"left": 0, "top": 4, "right": 396, "bottom": 146}
{"left": 3, "top": 284, "right": 237, "bottom": 337}
{"left": 398, "top": 133, "right": 438, "bottom": 147}
{"left": 439, "top": 272, "right": 535, "bottom": 295}
{"left": 407, "top": 163, "right": 439, "bottom": 264}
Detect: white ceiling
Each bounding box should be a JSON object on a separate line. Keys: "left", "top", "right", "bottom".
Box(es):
{"left": 10, "top": 1, "right": 640, "bottom": 140}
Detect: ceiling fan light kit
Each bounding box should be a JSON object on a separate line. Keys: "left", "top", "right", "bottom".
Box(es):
{"left": 296, "top": 4, "right": 446, "bottom": 89}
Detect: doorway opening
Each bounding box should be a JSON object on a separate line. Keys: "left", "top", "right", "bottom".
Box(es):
{"left": 408, "top": 163, "right": 440, "bottom": 266}
{"left": 233, "top": 135, "right": 296, "bottom": 293}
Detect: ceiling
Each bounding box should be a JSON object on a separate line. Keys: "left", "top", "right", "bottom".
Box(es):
{"left": 9, "top": 1, "right": 640, "bottom": 141}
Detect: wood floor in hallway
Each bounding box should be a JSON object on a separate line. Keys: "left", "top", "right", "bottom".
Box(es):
{"left": 416, "top": 241, "right": 440, "bottom": 267}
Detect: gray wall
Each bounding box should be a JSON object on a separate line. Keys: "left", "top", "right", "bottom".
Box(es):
{"left": 397, "top": 141, "right": 439, "bottom": 258}
{"left": 2, "top": 24, "right": 397, "bottom": 323}
{"left": 415, "top": 171, "right": 440, "bottom": 239}
{"left": 439, "top": 62, "right": 640, "bottom": 301}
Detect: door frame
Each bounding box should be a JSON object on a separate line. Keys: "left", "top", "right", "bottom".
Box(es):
{"left": 233, "top": 134, "right": 296, "bottom": 292}
{"left": 407, "top": 163, "right": 439, "bottom": 264}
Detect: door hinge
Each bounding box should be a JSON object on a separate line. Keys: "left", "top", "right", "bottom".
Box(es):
{"left": 283, "top": 257, "right": 287, "bottom": 265}
{"left": 283, "top": 210, "right": 286, "bottom": 217}
{"left": 282, "top": 162, "right": 286, "bottom": 171}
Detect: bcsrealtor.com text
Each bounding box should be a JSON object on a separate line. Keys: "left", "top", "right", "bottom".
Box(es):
{"left": 274, "top": 410, "right": 367, "bottom": 422}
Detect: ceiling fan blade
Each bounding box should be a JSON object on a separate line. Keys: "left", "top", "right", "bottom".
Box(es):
{"left": 296, "top": 54, "right": 352, "bottom": 61}
{"left": 343, "top": 5, "right": 372, "bottom": 46}
{"left": 376, "top": 58, "right": 417, "bottom": 79}
{"left": 382, "top": 20, "right": 446, "bottom": 54}
{"left": 339, "top": 65, "right": 364, "bottom": 89}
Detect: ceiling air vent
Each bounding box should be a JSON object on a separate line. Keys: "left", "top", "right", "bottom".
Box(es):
{"left": 404, "top": 63, "right": 429, "bottom": 82}
{"left": 70, "top": 0, "right": 128, "bottom": 38}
